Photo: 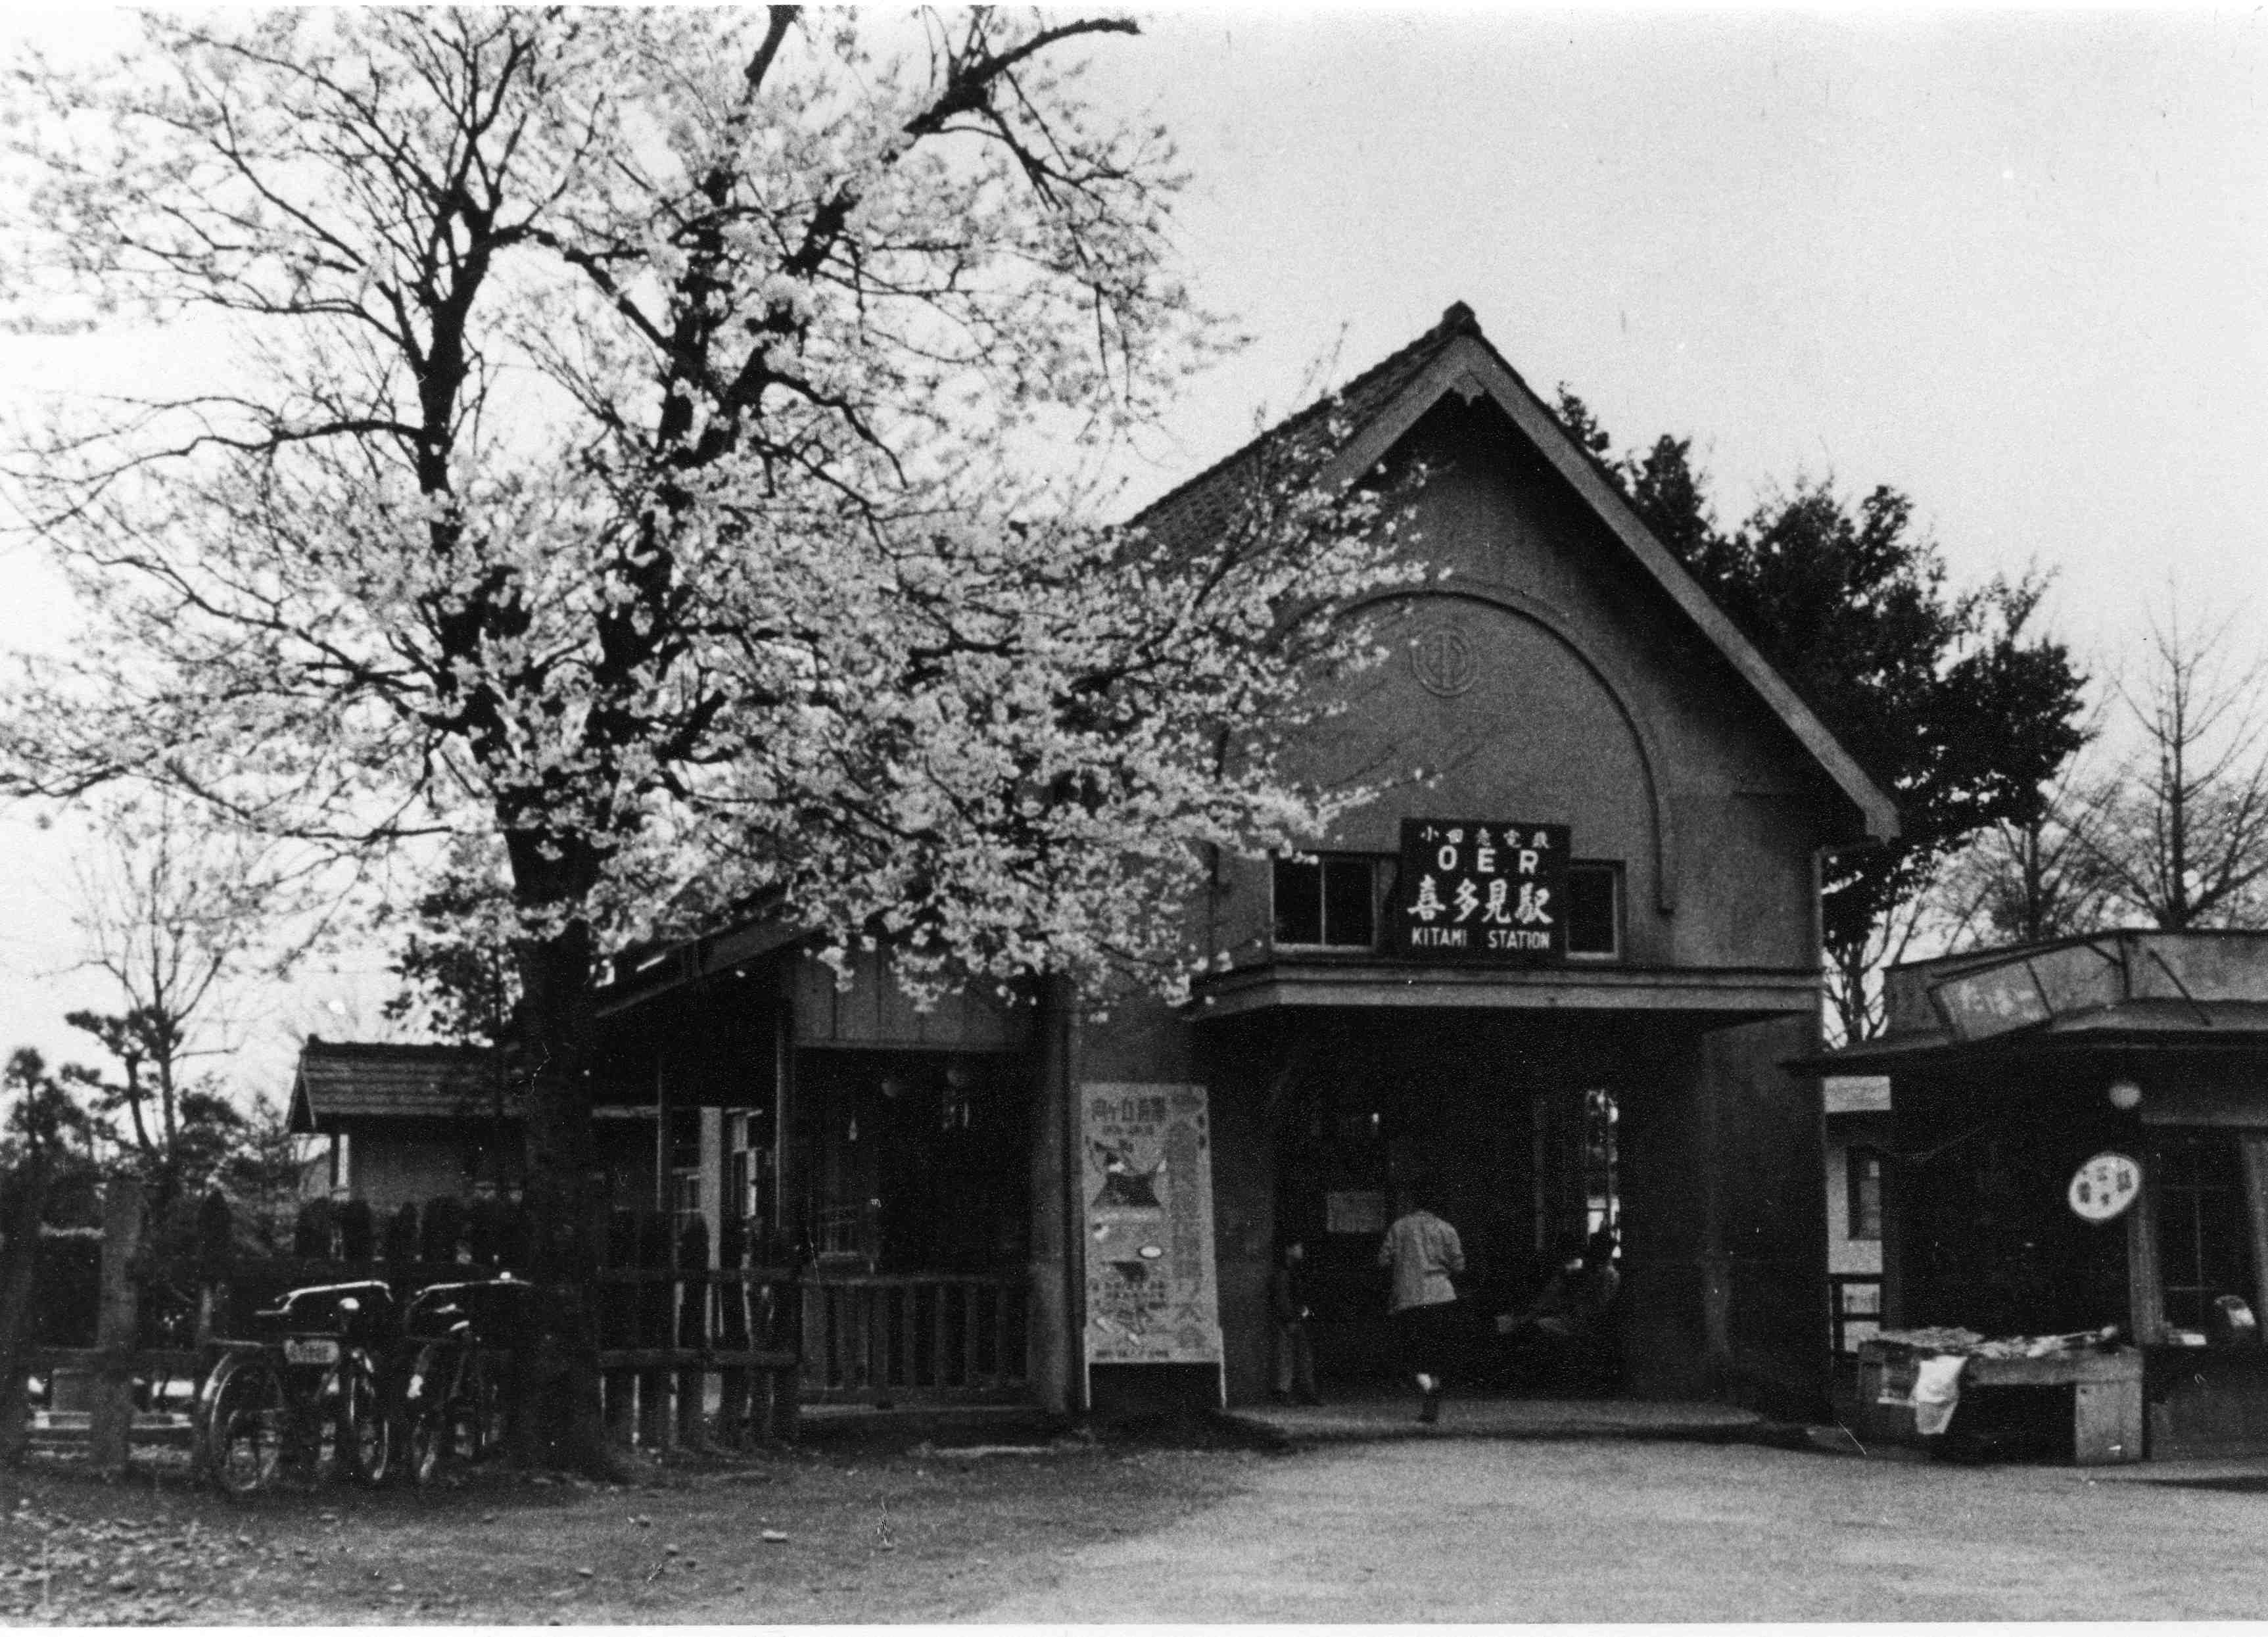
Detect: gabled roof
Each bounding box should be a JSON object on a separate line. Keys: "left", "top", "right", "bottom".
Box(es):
{"left": 1135, "top": 302, "right": 1898, "bottom": 842}
{"left": 290, "top": 1037, "right": 517, "bottom": 1133}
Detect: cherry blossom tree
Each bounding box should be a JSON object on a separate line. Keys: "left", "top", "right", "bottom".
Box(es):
{"left": 2, "top": 11, "right": 1408, "bottom": 1463}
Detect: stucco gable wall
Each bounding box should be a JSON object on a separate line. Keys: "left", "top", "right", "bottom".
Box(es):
{"left": 1214, "top": 398, "right": 1841, "bottom": 972}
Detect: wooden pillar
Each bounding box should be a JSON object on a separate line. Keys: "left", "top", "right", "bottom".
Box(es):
{"left": 2127, "top": 1164, "right": 2166, "bottom": 1346}
{"left": 89, "top": 1176, "right": 144, "bottom": 1474}
{"left": 699, "top": 1106, "right": 724, "bottom": 1266}
{"left": 770, "top": 980, "right": 807, "bottom": 1425}
{"left": 2238, "top": 1135, "right": 2268, "bottom": 1337}
{"left": 772, "top": 985, "right": 795, "bottom": 1262}
{"left": 634, "top": 1212, "right": 671, "bottom": 1450}
{"left": 765, "top": 1269, "right": 801, "bottom": 1442}
{"left": 674, "top": 1218, "right": 707, "bottom": 1446}
{"left": 1026, "top": 975, "right": 1079, "bottom": 1415}
{"left": 715, "top": 1216, "right": 750, "bottom": 1448}
{"left": 600, "top": 1210, "right": 635, "bottom": 1448}
{"left": 654, "top": 1047, "right": 673, "bottom": 1214}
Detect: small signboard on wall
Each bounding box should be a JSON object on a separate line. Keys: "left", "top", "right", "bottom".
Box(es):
{"left": 1386, "top": 818, "right": 1571, "bottom": 962}
{"left": 1326, "top": 1190, "right": 1388, "bottom": 1235}
{"left": 2069, "top": 1152, "right": 2142, "bottom": 1224}
{"left": 1079, "top": 1082, "right": 1223, "bottom": 1395}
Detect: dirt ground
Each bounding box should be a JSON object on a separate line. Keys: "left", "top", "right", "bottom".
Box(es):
{"left": 0, "top": 1438, "right": 1250, "bottom": 1625}
{"left": 987, "top": 1436, "right": 2268, "bottom": 1623}
{"left": 12, "top": 1425, "right": 2268, "bottom": 1623}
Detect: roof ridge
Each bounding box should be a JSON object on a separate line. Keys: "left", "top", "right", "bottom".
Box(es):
{"left": 1131, "top": 301, "right": 1490, "bottom": 531}
{"left": 300, "top": 1037, "right": 490, "bottom": 1058}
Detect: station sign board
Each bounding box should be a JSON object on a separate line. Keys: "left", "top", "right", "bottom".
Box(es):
{"left": 1386, "top": 817, "right": 1570, "bottom": 963}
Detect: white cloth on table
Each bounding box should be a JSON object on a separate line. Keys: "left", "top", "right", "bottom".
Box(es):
{"left": 1910, "top": 1352, "right": 1968, "bottom": 1436}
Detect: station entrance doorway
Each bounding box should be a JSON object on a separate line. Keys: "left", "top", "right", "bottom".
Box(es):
{"left": 1267, "top": 1010, "right": 1629, "bottom": 1388}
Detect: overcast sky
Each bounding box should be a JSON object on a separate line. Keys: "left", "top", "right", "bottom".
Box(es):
{"left": 1, "top": 6, "right": 2264, "bottom": 1097}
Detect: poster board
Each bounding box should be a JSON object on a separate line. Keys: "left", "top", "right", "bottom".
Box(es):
{"left": 1326, "top": 1189, "right": 1388, "bottom": 1235}
{"left": 1079, "top": 1081, "right": 1223, "bottom": 1398}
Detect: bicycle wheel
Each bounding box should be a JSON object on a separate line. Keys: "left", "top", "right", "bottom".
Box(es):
{"left": 402, "top": 1343, "right": 452, "bottom": 1484}
{"left": 341, "top": 1346, "right": 392, "bottom": 1486}
{"left": 199, "top": 1354, "right": 286, "bottom": 1496}
{"left": 459, "top": 1347, "right": 507, "bottom": 1462}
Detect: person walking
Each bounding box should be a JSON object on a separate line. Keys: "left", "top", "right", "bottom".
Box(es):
{"left": 1379, "top": 1190, "right": 1464, "bottom": 1423}
{"left": 1270, "top": 1241, "right": 1321, "bottom": 1405}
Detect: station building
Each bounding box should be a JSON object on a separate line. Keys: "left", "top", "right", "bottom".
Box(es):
{"left": 310, "top": 304, "right": 1899, "bottom": 1418}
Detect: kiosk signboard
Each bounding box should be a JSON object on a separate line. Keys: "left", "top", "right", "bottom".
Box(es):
{"left": 1387, "top": 818, "right": 1571, "bottom": 962}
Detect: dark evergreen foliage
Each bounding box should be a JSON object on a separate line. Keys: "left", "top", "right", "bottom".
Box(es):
{"left": 1555, "top": 391, "right": 2089, "bottom": 1033}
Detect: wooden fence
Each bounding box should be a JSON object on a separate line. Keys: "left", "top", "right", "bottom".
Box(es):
{"left": 595, "top": 1211, "right": 803, "bottom": 1447}
{"left": 4, "top": 1181, "right": 1031, "bottom": 1469}
{"left": 0, "top": 1179, "right": 804, "bottom": 1469}
{"left": 802, "top": 1273, "right": 1028, "bottom": 1404}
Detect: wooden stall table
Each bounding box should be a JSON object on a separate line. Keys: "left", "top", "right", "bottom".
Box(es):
{"left": 1858, "top": 1340, "right": 2144, "bottom": 1465}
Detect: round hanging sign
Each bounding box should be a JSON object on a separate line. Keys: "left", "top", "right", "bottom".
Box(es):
{"left": 2068, "top": 1151, "right": 2142, "bottom": 1224}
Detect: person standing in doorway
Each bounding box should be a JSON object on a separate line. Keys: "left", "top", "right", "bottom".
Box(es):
{"left": 1270, "top": 1241, "right": 1321, "bottom": 1406}
{"left": 1380, "top": 1190, "right": 1464, "bottom": 1423}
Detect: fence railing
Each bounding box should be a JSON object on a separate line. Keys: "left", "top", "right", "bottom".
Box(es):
{"left": 801, "top": 1273, "right": 1028, "bottom": 1404}
{"left": 594, "top": 1210, "right": 801, "bottom": 1447}
{"left": 5, "top": 1181, "right": 1042, "bottom": 1470}
{"left": 0, "top": 1179, "right": 806, "bottom": 1470}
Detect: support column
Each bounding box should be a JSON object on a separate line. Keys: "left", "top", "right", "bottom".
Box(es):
{"left": 89, "top": 1177, "right": 145, "bottom": 1474}
{"left": 1026, "top": 975, "right": 1080, "bottom": 1415}
{"left": 699, "top": 1105, "right": 724, "bottom": 1266}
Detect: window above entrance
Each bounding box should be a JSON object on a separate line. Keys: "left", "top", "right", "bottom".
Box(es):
{"left": 1564, "top": 863, "right": 1620, "bottom": 961}
{"left": 1271, "top": 853, "right": 1624, "bottom": 958}
{"left": 1272, "top": 854, "right": 1382, "bottom": 949}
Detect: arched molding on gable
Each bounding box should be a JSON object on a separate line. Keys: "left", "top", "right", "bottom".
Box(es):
{"left": 1349, "top": 581, "right": 1680, "bottom": 914}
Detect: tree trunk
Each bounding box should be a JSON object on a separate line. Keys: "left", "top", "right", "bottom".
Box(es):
{"left": 509, "top": 913, "right": 617, "bottom": 1475}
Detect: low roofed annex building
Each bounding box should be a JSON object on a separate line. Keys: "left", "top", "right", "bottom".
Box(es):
{"left": 299, "top": 303, "right": 1897, "bottom": 1419}
{"left": 291, "top": 1039, "right": 655, "bottom": 1219}
{"left": 1816, "top": 930, "right": 2268, "bottom": 1458}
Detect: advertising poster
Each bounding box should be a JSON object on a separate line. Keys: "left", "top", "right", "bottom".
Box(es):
{"left": 1080, "top": 1081, "right": 1223, "bottom": 1388}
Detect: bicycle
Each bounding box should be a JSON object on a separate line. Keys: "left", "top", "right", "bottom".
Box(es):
{"left": 396, "top": 1276, "right": 529, "bottom": 1484}
{"left": 195, "top": 1279, "right": 397, "bottom": 1495}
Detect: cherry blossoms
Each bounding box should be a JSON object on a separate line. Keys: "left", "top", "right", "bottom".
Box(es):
{"left": 1, "top": 9, "right": 1413, "bottom": 1029}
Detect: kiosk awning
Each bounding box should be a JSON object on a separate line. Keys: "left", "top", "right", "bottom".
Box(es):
{"left": 1800, "top": 932, "right": 2268, "bottom": 1074}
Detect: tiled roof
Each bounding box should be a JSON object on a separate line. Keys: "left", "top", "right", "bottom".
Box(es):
{"left": 291, "top": 1038, "right": 517, "bottom": 1132}
{"left": 1131, "top": 300, "right": 1503, "bottom": 554}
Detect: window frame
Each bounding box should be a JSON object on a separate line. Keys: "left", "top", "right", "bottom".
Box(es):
{"left": 1563, "top": 859, "right": 1624, "bottom": 963}
{"left": 1270, "top": 852, "right": 1387, "bottom": 952}
{"left": 1845, "top": 1145, "right": 1884, "bottom": 1243}
{"left": 2145, "top": 1127, "right": 2261, "bottom": 1343}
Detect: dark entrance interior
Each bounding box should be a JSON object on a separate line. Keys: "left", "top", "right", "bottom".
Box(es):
{"left": 791, "top": 1049, "right": 1029, "bottom": 1274}
{"left": 1269, "top": 1011, "right": 1624, "bottom": 1387}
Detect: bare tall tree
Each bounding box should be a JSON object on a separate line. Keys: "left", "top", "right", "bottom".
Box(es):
{"left": 1930, "top": 728, "right": 2119, "bottom": 951}
{"left": 59, "top": 792, "right": 317, "bottom": 1206}
{"left": 2088, "top": 599, "right": 2268, "bottom": 930}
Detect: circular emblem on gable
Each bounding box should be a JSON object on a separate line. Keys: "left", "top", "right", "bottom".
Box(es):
{"left": 1411, "top": 627, "right": 1477, "bottom": 697}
